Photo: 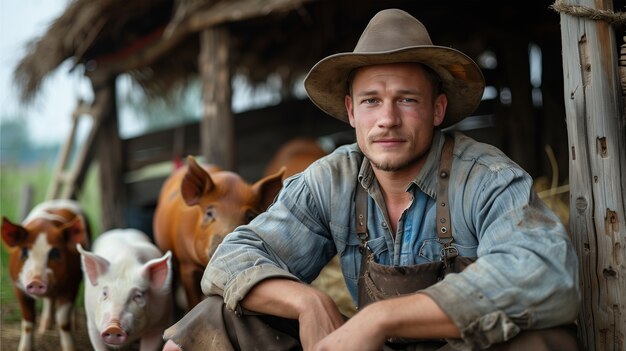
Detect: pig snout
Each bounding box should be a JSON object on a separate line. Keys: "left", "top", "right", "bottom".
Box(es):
{"left": 101, "top": 321, "right": 128, "bottom": 345}
{"left": 25, "top": 278, "right": 47, "bottom": 296}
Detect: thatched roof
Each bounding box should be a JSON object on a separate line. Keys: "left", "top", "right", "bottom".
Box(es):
{"left": 14, "top": 0, "right": 315, "bottom": 102}
{"left": 14, "top": 0, "right": 573, "bottom": 104}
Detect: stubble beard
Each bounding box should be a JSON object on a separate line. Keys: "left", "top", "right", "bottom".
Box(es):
{"left": 370, "top": 152, "right": 425, "bottom": 172}
{"left": 358, "top": 133, "right": 429, "bottom": 173}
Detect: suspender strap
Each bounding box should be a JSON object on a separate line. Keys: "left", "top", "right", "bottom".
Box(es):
{"left": 436, "top": 135, "right": 456, "bottom": 259}
{"left": 355, "top": 182, "right": 369, "bottom": 252}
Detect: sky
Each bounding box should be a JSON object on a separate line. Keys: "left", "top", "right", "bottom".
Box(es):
{"left": 0, "top": 0, "right": 96, "bottom": 146}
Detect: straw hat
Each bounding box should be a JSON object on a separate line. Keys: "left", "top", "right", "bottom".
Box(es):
{"left": 304, "top": 9, "right": 485, "bottom": 128}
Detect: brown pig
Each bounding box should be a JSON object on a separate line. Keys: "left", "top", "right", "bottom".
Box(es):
{"left": 153, "top": 156, "right": 284, "bottom": 309}
{"left": 263, "top": 137, "right": 328, "bottom": 179}
{"left": 1, "top": 199, "right": 91, "bottom": 351}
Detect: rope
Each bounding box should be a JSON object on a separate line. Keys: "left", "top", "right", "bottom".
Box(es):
{"left": 550, "top": 0, "right": 626, "bottom": 26}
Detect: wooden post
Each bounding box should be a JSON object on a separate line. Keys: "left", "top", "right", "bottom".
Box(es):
{"left": 198, "top": 26, "right": 235, "bottom": 170}
{"left": 90, "top": 75, "right": 126, "bottom": 231}
{"left": 557, "top": 0, "right": 626, "bottom": 349}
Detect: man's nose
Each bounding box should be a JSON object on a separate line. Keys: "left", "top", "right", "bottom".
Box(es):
{"left": 377, "top": 103, "right": 400, "bottom": 128}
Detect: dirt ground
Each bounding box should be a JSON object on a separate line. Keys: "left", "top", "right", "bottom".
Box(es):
{"left": 0, "top": 304, "right": 140, "bottom": 351}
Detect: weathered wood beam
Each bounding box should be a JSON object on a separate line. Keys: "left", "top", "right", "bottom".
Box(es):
{"left": 498, "top": 37, "right": 539, "bottom": 176}
{"left": 183, "top": 0, "right": 310, "bottom": 35}
{"left": 47, "top": 100, "right": 104, "bottom": 200}
{"left": 90, "top": 76, "right": 126, "bottom": 230}
{"left": 557, "top": 0, "right": 626, "bottom": 349}
{"left": 199, "top": 26, "right": 235, "bottom": 169}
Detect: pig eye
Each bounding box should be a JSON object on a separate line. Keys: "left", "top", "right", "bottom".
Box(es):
{"left": 205, "top": 207, "right": 215, "bottom": 221}
{"left": 102, "top": 287, "right": 109, "bottom": 300}
{"left": 20, "top": 248, "right": 29, "bottom": 260}
{"left": 48, "top": 248, "right": 61, "bottom": 261}
{"left": 133, "top": 291, "right": 145, "bottom": 304}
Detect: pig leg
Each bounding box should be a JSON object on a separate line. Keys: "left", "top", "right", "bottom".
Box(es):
{"left": 55, "top": 299, "right": 76, "bottom": 351}
{"left": 139, "top": 330, "right": 165, "bottom": 351}
{"left": 15, "top": 288, "right": 36, "bottom": 351}
{"left": 19, "top": 319, "right": 35, "bottom": 351}
{"left": 37, "top": 297, "right": 54, "bottom": 334}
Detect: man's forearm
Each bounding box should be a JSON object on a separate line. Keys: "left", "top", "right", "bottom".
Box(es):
{"left": 242, "top": 280, "right": 461, "bottom": 351}
{"left": 241, "top": 278, "right": 333, "bottom": 318}
{"left": 369, "top": 293, "right": 460, "bottom": 339}
{"left": 242, "top": 278, "right": 345, "bottom": 349}
{"left": 312, "top": 293, "right": 460, "bottom": 351}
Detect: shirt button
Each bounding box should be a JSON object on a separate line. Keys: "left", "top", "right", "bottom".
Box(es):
{"left": 382, "top": 222, "right": 387, "bottom": 228}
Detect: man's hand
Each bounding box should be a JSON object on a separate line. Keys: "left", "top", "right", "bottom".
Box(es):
{"left": 312, "top": 293, "right": 460, "bottom": 351}
{"left": 241, "top": 278, "right": 345, "bottom": 349}
{"left": 296, "top": 288, "right": 345, "bottom": 350}
{"left": 312, "top": 310, "right": 386, "bottom": 351}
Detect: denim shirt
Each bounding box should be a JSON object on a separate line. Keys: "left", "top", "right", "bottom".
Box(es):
{"left": 202, "top": 130, "right": 580, "bottom": 349}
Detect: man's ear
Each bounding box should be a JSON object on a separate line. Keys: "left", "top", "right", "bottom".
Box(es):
{"left": 345, "top": 94, "right": 356, "bottom": 128}
{"left": 433, "top": 94, "right": 448, "bottom": 127}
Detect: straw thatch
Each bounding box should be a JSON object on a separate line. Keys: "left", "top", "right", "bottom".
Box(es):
{"left": 13, "top": 0, "right": 317, "bottom": 103}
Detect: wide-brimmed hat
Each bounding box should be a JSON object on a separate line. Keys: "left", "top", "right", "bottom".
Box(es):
{"left": 304, "top": 9, "right": 485, "bottom": 128}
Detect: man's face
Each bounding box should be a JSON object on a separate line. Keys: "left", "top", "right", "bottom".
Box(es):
{"left": 345, "top": 63, "right": 447, "bottom": 174}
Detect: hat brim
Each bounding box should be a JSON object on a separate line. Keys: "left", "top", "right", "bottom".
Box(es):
{"left": 304, "top": 45, "right": 485, "bottom": 128}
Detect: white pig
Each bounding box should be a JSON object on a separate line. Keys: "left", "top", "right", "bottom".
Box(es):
{"left": 77, "top": 228, "right": 173, "bottom": 351}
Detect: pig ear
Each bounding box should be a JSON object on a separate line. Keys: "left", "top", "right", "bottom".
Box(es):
{"left": 143, "top": 251, "right": 172, "bottom": 293}
{"left": 253, "top": 167, "right": 285, "bottom": 210}
{"left": 1, "top": 217, "right": 29, "bottom": 248}
{"left": 181, "top": 156, "right": 215, "bottom": 207}
{"left": 77, "top": 244, "right": 110, "bottom": 286}
{"left": 61, "top": 217, "right": 90, "bottom": 252}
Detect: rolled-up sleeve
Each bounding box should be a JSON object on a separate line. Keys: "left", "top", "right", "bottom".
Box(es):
{"left": 201, "top": 173, "right": 336, "bottom": 311}
{"left": 421, "top": 165, "right": 580, "bottom": 349}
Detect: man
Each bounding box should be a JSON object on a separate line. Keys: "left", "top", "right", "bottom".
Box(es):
{"left": 163, "top": 8, "right": 580, "bottom": 351}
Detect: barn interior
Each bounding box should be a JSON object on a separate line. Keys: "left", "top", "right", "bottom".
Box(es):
{"left": 14, "top": 0, "right": 626, "bottom": 235}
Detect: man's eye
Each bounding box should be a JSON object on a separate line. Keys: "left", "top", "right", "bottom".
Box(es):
{"left": 363, "top": 98, "right": 377, "bottom": 104}
{"left": 399, "top": 98, "right": 417, "bottom": 103}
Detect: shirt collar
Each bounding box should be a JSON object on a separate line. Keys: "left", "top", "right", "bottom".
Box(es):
{"left": 357, "top": 129, "right": 445, "bottom": 199}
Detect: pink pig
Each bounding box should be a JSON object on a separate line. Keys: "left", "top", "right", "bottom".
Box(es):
{"left": 77, "top": 228, "right": 173, "bottom": 351}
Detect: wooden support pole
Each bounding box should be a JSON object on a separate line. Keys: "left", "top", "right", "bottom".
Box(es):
{"left": 557, "top": 0, "right": 626, "bottom": 349}
{"left": 199, "top": 26, "right": 235, "bottom": 170}
{"left": 498, "top": 38, "right": 539, "bottom": 176}
{"left": 90, "top": 75, "right": 126, "bottom": 231}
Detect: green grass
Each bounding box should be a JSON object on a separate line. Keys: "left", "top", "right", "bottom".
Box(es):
{"left": 0, "top": 161, "right": 102, "bottom": 322}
